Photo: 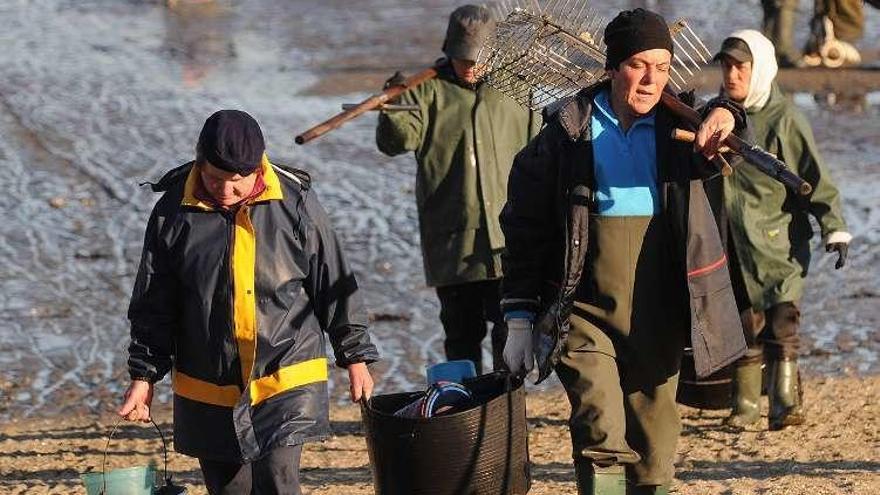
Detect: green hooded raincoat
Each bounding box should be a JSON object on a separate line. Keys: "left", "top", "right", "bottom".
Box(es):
{"left": 376, "top": 61, "right": 541, "bottom": 287}
{"left": 725, "top": 82, "right": 847, "bottom": 309}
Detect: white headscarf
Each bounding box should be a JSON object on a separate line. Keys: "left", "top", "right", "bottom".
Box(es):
{"left": 727, "top": 29, "right": 778, "bottom": 110}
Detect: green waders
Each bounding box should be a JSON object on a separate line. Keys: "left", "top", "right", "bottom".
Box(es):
{"left": 557, "top": 216, "right": 685, "bottom": 494}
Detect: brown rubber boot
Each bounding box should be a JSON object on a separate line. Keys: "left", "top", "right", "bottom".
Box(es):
{"left": 723, "top": 360, "right": 762, "bottom": 428}
{"left": 768, "top": 358, "right": 806, "bottom": 430}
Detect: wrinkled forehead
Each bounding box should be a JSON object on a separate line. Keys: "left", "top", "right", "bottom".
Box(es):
{"left": 624, "top": 48, "right": 673, "bottom": 66}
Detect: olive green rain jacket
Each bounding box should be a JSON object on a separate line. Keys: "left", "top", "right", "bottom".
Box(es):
{"left": 376, "top": 61, "right": 541, "bottom": 287}
{"left": 725, "top": 83, "right": 847, "bottom": 310}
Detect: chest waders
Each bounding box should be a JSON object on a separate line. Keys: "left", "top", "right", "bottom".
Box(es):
{"left": 557, "top": 215, "right": 685, "bottom": 494}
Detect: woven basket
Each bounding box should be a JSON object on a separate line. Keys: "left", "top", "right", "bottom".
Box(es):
{"left": 361, "top": 373, "right": 530, "bottom": 495}
{"left": 676, "top": 347, "right": 734, "bottom": 410}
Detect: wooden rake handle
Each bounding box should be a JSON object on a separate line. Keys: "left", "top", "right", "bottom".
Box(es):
{"left": 661, "top": 92, "right": 812, "bottom": 195}
{"left": 295, "top": 67, "right": 438, "bottom": 145}
{"left": 671, "top": 128, "right": 733, "bottom": 176}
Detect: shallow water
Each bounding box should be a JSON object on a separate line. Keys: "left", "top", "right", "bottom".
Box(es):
{"left": 0, "top": 0, "right": 877, "bottom": 419}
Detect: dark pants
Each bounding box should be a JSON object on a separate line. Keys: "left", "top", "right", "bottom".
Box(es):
{"left": 740, "top": 302, "right": 801, "bottom": 361}
{"left": 436, "top": 279, "right": 506, "bottom": 374}
{"left": 199, "top": 445, "right": 303, "bottom": 495}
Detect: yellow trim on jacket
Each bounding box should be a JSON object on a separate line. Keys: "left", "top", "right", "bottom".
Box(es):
{"left": 173, "top": 358, "right": 329, "bottom": 408}
{"left": 249, "top": 357, "right": 329, "bottom": 406}
{"left": 173, "top": 370, "right": 242, "bottom": 407}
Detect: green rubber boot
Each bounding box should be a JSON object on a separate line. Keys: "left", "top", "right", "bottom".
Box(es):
{"left": 627, "top": 485, "right": 669, "bottom": 494}
{"left": 768, "top": 358, "right": 806, "bottom": 431}
{"left": 723, "top": 360, "right": 762, "bottom": 428}
{"left": 575, "top": 461, "right": 627, "bottom": 495}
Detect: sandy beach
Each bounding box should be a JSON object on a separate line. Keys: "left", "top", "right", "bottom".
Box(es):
{"left": 2, "top": 374, "right": 877, "bottom": 494}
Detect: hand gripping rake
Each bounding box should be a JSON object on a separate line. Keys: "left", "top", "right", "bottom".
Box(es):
{"left": 477, "top": 0, "right": 811, "bottom": 195}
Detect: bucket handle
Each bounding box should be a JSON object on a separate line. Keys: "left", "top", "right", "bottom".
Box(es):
{"left": 100, "top": 418, "right": 169, "bottom": 494}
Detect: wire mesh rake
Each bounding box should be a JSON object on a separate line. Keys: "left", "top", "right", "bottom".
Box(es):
{"left": 478, "top": 1, "right": 814, "bottom": 195}
{"left": 477, "top": 0, "right": 713, "bottom": 110}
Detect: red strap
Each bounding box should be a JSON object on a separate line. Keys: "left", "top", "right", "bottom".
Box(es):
{"left": 687, "top": 254, "right": 727, "bottom": 278}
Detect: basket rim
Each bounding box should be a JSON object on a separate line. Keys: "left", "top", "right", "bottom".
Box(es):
{"left": 363, "top": 383, "right": 524, "bottom": 423}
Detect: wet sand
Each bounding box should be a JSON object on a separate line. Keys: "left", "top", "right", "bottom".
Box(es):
{"left": 2, "top": 375, "right": 877, "bottom": 494}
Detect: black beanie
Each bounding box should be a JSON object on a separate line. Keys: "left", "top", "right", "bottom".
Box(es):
{"left": 603, "top": 8, "right": 674, "bottom": 70}
{"left": 197, "top": 110, "right": 265, "bottom": 175}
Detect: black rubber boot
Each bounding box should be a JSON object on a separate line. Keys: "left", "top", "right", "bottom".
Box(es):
{"left": 575, "top": 460, "right": 627, "bottom": 495}
{"left": 768, "top": 358, "right": 806, "bottom": 430}
{"left": 724, "top": 359, "right": 762, "bottom": 428}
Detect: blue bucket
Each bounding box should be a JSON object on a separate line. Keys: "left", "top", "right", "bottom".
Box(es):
{"left": 426, "top": 360, "right": 476, "bottom": 385}
{"left": 81, "top": 465, "right": 155, "bottom": 495}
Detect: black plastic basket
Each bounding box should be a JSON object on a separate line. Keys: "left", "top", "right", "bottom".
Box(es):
{"left": 676, "top": 347, "right": 734, "bottom": 410}
{"left": 361, "top": 372, "right": 530, "bottom": 495}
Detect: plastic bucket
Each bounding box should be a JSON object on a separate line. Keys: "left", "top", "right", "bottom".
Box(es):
{"left": 80, "top": 419, "right": 178, "bottom": 495}
{"left": 81, "top": 465, "right": 155, "bottom": 495}
{"left": 426, "top": 360, "right": 476, "bottom": 385}
{"left": 676, "top": 347, "right": 734, "bottom": 410}
{"left": 361, "top": 372, "right": 530, "bottom": 495}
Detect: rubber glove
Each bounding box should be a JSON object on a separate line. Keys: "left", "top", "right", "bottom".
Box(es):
{"left": 503, "top": 317, "right": 535, "bottom": 377}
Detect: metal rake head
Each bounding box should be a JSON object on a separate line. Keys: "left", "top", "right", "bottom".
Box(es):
{"left": 666, "top": 18, "right": 713, "bottom": 93}
{"left": 476, "top": 1, "right": 712, "bottom": 110}
{"left": 477, "top": 0, "right": 607, "bottom": 110}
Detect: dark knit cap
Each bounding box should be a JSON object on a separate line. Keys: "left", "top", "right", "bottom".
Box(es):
{"left": 603, "top": 8, "right": 674, "bottom": 70}
{"left": 443, "top": 4, "right": 495, "bottom": 62}
{"left": 196, "top": 109, "right": 265, "bottom": 175}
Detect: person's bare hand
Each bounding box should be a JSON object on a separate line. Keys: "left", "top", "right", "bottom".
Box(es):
{"left": 347, "top": 362, "right": 374, "bottom": 403}
{"left": 695, "top": 107, "right": 736, "bottom": 159}
{"left": 117, "top": 380, "right": 154, "bottom": 423}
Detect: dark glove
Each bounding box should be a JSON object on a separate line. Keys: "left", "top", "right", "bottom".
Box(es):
{"left": 826, "top": 242, "right": 849, "bottom": 269}
{"left": 825, "top": 231, "right": 852, "bottom": 270}
{"left": 383, "top": 71, "right": 406, "bottom": 90}
{"left": 702, "top": 96, "right": 748, "bottom": 132}
{"left": 382, "top": 71, "right": 407, "bottom": 104}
